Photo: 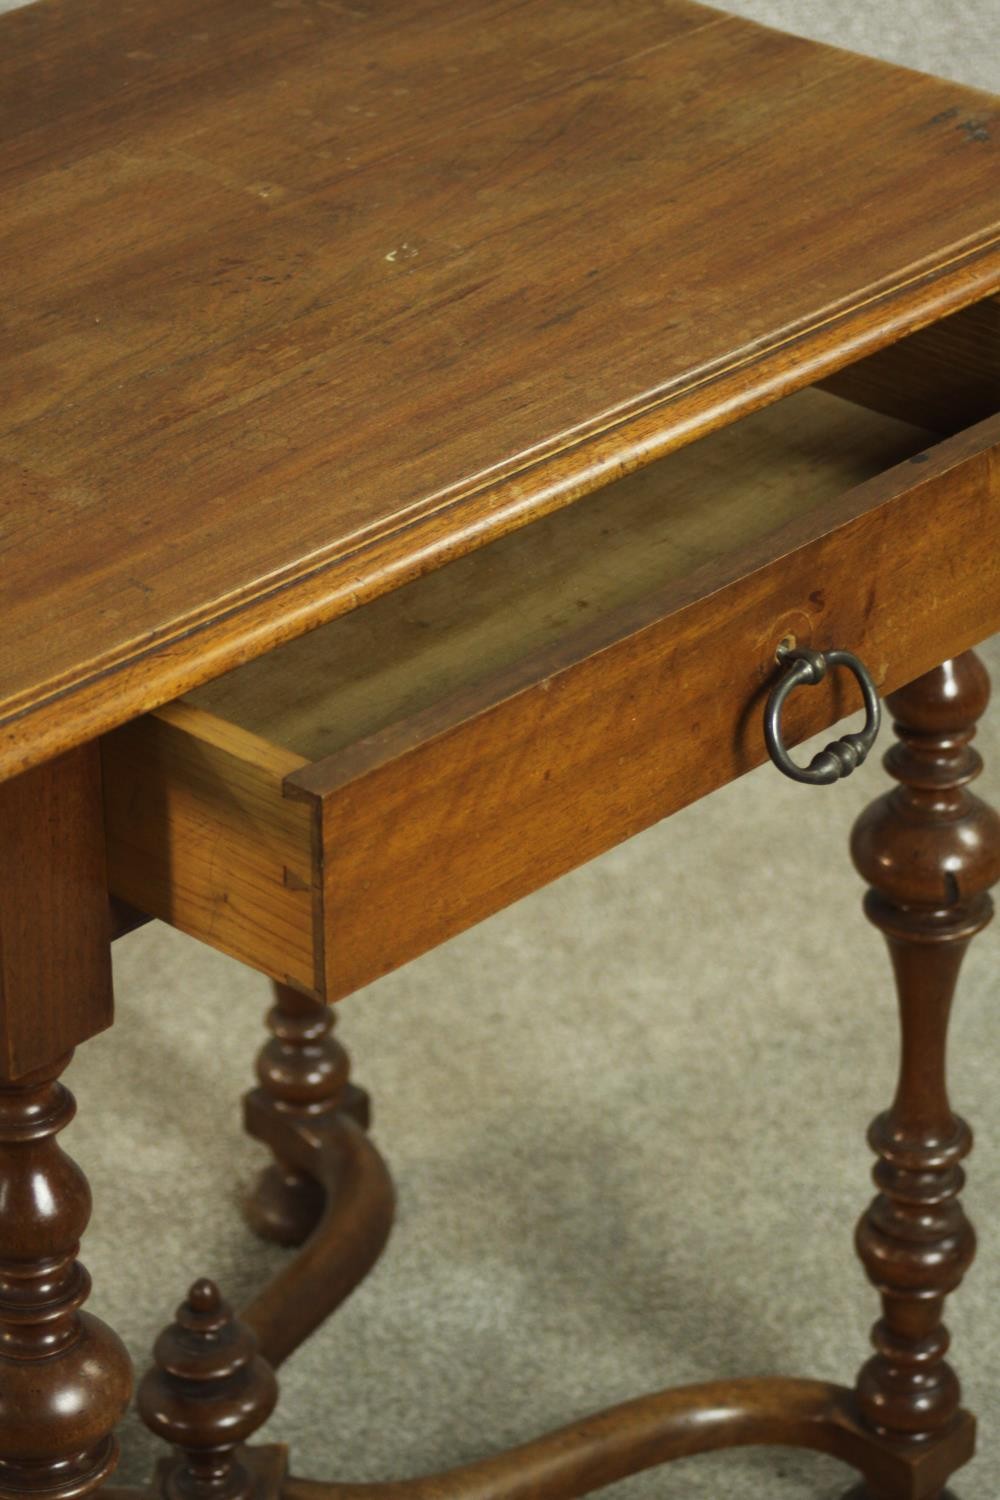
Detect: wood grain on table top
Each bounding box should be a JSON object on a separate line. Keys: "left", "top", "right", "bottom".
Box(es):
{"left": 2, "top": 0, "right": 999, "bottom": 778}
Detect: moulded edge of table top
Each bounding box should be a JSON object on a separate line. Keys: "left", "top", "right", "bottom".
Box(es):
{"left": 5, "top": 241, "right": 1000, "bottom": 785}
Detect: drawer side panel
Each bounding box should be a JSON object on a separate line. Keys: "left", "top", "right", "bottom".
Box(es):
{"left": 103, "top": 703, "right": 321, "bottom": 995}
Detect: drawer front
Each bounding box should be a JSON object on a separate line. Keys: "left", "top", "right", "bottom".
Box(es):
{"left": 103, "top": 414, "right": 1000, "bottom": 1001}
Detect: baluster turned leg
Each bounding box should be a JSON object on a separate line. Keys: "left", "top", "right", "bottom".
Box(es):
{"left": 0, "top": 745, "right": 133, "bottom": 1500}
{"left": 244, "top": 983, "right": 370, "bottom": 1246}
{"left": 0, "top": 1057, "right": 134, "bottom": 1500}
{"left": 844, "top": 652, "right": 1000, "bottom": 1500}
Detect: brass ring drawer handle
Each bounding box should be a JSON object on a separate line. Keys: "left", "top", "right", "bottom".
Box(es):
{"left": 764, "top": 646, "right": 882, "bottom": 785}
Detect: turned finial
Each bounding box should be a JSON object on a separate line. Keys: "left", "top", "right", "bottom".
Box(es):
{"left": 138, "top": 1278, "right": 278, "bottom": 1500}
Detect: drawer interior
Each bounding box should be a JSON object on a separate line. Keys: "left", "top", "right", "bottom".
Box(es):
{"left": 187, "top": 390, "right": 930, "bottom": 759}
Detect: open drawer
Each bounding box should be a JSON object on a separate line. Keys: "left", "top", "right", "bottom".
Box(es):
{"left": 102, "top": 389, "right": 1000, "bottom": 1001}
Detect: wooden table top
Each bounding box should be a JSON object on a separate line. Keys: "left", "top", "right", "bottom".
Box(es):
{"left": 2, "top": 0, "right": 999, "bottom": 779}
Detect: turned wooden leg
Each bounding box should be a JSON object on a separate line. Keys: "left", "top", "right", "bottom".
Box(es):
{"left": 244, "top": 983, "right": 370, "bottom": 1247}
{"left": 238, "top": 982, "right": 393, "bottom": 1369}
{"left": 0, "top": 1055, "right": 133, "bottom": 1500}
{"left": 844, "top": 653, "right": 1000, "bottom": 1500}
{"left": 0, "top": 746, "right": 133, "bottom": 1499}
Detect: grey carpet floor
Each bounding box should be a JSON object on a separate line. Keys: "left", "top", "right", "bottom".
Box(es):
{"left": 2, "top": 0, "right": 998, "bottom": 85}
{"left": 7, "top": 0, "right": 997, "bottom": 1495}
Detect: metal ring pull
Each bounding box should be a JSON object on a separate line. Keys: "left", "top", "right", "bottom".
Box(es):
{"left": 764, "top": 645, "right": 882, "bottom": 785}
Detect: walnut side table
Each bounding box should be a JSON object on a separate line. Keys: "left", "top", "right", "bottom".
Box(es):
{"left": 1, "top": 4, "right": 999, "bottom": 1499}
